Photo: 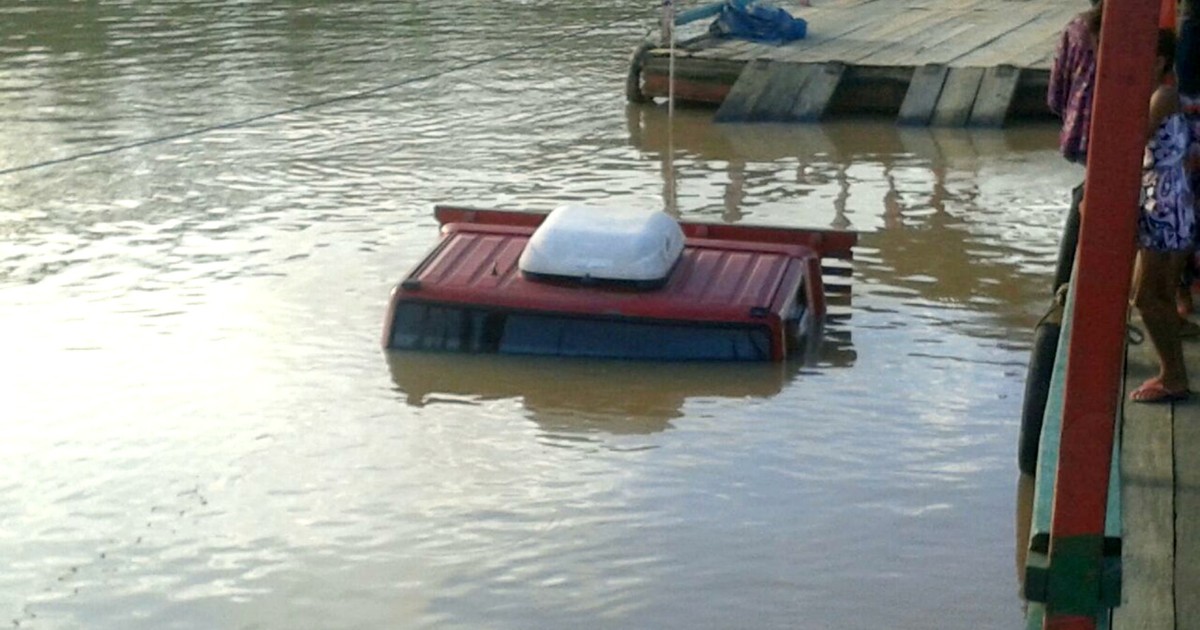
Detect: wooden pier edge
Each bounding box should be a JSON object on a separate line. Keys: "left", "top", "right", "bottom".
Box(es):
{"left": 636, "top": 52, "right": 1051, "bottom": 126}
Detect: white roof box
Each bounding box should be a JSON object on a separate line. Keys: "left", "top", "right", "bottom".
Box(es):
{"left": 518, "top": 205, "right": 685, "bottom": 286}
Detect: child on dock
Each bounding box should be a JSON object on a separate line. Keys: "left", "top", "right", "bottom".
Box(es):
{"left": 1131, "top": 29, "right": 1195, "bottom": 403}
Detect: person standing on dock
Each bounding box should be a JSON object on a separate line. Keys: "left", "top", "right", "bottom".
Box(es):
{"left": 1131, "top": 29, "right": 1195, "bottom": 403}
{"left": 1176, "top": 0, "right": 1200, "bottom": 318}
{"left": 1047, "top": 1, "right": 1104, "bottom": 292}
{"left": 1048, "top": 2, "right": 1102, "bottom": 166}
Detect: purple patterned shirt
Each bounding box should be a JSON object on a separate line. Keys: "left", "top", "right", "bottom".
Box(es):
{"left": 1047, "top": 16, "right": 1096, "bottom": 164}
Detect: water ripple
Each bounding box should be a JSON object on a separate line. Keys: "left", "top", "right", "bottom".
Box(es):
{"left": 0, "top": 1, "right": 1063, "bottom": 628}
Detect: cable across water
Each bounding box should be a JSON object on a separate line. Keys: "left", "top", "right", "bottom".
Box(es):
{"left": 0, "top": 7, "right": 656, "bottom": 178}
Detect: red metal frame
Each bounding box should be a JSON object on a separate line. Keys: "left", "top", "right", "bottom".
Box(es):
{"left": 384, "top": 207, "right": 858, "bottom": 361}
{"left": 433, "top": 205, "right": 857, "bottom": 260}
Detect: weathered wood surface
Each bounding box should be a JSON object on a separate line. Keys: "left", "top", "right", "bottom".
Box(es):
{"left": 713, "top": 59, "right": 778, "bottom": 122}
{"left": 931, "top": 66, "right": 985, "bottom": 127}
{"left": 1109, "top": 322, "right": 1200, "bottom": 629}
{"left": 970, "top": 65, "right": 1021, "bottom": 126}
{"left": 715, "top": 61, "right": 844, "bottom": 122}
{"left": 672, "top": 0, "right": 1081, "bottom": 69}
{"left": 790, "top": 62, "right": 844, "bottom": 121}
{"left": 1175, "top": 339, "right": 1200, "bottom": 626}
{"left": 898, "top": 64, "right": 948, "bottom": 126}
{"left": 1019, "top": 299, "right": 1200, "bottom": 628}
{"left": 642, "top": 0, "right": 1085, "bottom": 123}
{"left": 747, "top": 63, "right": 818, "bottom": 120}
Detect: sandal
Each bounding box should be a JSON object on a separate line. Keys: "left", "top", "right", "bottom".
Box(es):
{"left": 1130, "top": 381, "right": 1191, "bottom": 404}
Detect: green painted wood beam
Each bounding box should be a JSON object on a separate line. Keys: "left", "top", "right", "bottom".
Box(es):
{"left": 1025, "top": 584, "right": 1113, "bottom": 628}
{"left": 1026, "top": 601, "right": 1045, "bottom": 630}
{"left": 1023, "top": 279, "right": 1122, "bottom": 608}
{"left": 1047, "top": 534, "right": 1107, "bottom": 617}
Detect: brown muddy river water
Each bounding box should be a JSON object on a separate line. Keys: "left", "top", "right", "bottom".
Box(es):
{"left": 1, "top": 2, "right": 1082, "bottom": 628}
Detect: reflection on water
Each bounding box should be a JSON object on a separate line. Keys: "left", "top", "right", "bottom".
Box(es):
{"left": 387, "top": 348, "right": 853, "bottom": 436}
{"left": 1, "top": 1, "right": 1082, "bottom": 628}
{"left": 629, "top": 103, "right": 1072, "bottom": 337}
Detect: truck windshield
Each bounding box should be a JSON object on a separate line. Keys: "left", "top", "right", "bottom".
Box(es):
{"left": 388, "top": 303, "right": 772, "bottom": 361}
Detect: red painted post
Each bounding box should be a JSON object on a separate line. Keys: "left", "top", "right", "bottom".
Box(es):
{"left": 1044, "top": 0, "right": 1160, "bottom": 627}
{"left": 1162, "top": 0, "right": 1176, "bottom": 30}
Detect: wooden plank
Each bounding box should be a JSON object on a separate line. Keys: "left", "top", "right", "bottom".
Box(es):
{"left": 931, "top": 66, "right": 984, "bottom": 127}
{"left": 851, "top": 0, "right": 997, "bottom": 65}
{"left": 956, "top": 5, "right": 1080, "bottom": 67}
{"left": 714, "top": 59, "right": 776, "bottom": 122}
{"left": 1175, "top": 341, "right": 1200, "bottom": 628}
{"left": 854, "top": 9, "right": 984, "bottom": 67}
{"left": 908, "top": 8, "right": 1040, "bottom": 66}
{"left": 898, "top": 63, "right": 949, "bottom": 126}
{"left": 818, "top": 6, "right": 956, "bottom": 65}
{"left": 799, "top": 1, "right": 913, "bottom": 46}
{"left": 938, "top": 3, "right": 1028, "bottom": 59}
{"left": 746, "top": 63, "right": 820, "bottom": 121}
{"left": 645, "top": 0, "right": 1090, "bottom": 122}
{"left": 985, "top": 5, "right": 1080, "bottom": 66}
{"left": 970, "top": 64, "right": 1021, "bottom": 127}
{"left": 658, "top": 0, "right": 1079, "bottom": 73}
{"left": 787, "top": 61, "right": 845, "bottom": 121}
{"left": 775, "top": 2, "right": 923, "bottom": 64}
{"left": 724, "top": 40, "right": 766, "bottom": 62}
{"left": 1110, "top": 334, "right": 1175, "bottom": 630}
{"left": 1007, "top": 35, "right": 1071, "bottom": 70}
{"left": 1021, "top": 48, "right": 1058, "bottom": 70}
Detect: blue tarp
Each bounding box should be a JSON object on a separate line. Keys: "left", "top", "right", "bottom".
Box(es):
{"left": 708, "top": 0, "right": 807, "bottom": 43}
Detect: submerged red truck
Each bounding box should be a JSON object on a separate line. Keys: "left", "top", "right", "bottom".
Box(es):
{"left": 383, "top": 204, "right": 855, "bottom": 361}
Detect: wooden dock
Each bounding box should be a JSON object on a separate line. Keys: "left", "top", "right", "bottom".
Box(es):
{"left": 1020, "top": 306, "right": 1200, "bottom": 628}
{"left": 1020, "top": 308, "right": 1200, "bottom": 628}
{"left": 630, "top": 0, "right": 1088, "bottom": 126}
{"left": 1110, "top": 329, "right": 1200, "bottom": 629}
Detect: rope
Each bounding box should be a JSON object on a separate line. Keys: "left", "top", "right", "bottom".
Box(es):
{"left": 0, "top": 7, "right": 656, "bottom": 178}
{"left": 1040, "top": 283, "right": 1145, "bottom": 344}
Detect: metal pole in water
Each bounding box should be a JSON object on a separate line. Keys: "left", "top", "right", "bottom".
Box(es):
{"left": 663, "top": 0, "right": 677, "bottom": 215}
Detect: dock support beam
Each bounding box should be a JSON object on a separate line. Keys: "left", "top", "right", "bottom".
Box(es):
{"left": 898, "top": 64, "right": 948, "bottom": 126}
{"left": 714, "top": 61, "right": 844, "bottom": 123}
{"left": 971, "top": 65, "right": 1022, "bottom": 127}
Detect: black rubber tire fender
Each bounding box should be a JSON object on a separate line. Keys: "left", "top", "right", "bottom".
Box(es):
{"left": 1052, "top": 183, "right": 1083, "bottom": 294}
{"left": 1018, "top": 320, "right": 1061, "bottom": 476}
{"left": 626, "top": 42, "right": 654, "bottom": 104}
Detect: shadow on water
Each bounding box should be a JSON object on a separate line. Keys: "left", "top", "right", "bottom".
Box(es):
{"left": 384, "top": 332, "right": 856, "bottom": 435}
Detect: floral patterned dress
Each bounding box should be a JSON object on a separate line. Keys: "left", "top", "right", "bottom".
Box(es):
{"left": 1047, "top": 16, "right": 1095, "bottom": 164}
{"left": 1140, "top": 113, "right": 1197, "bottom": 253}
